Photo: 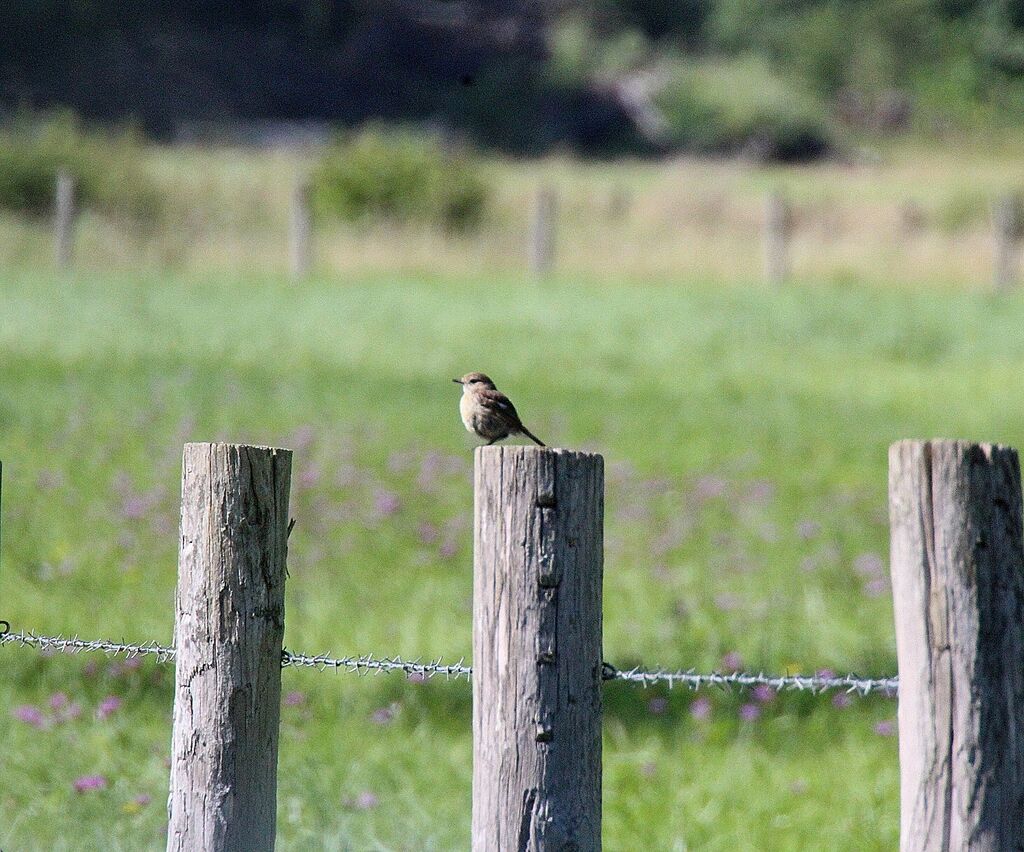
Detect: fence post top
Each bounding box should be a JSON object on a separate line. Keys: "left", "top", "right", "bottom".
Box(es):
{"left": 182, "top": 441, "right": 293, "bottom": 455}
{"left": 473, "top": 445, "right": 603, "bottom": 462}
{"left": 888, "top": 438, "right": 1017, "bottom": 458}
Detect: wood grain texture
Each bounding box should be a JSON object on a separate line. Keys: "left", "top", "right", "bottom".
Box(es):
{"left": 167, "top": 443, "right": 292, "bottom": 852}
{"left": 889, "top": 440, "right": 1024, "bottom": 852}
{"left": 472, "top": 446, "right": 603, "bottom": 851}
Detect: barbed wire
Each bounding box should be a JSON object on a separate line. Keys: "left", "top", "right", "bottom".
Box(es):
{"left": 0, "top": 626, "right": 898, "bottom": 695}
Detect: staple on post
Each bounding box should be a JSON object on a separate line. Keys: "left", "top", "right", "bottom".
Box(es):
{"left": 54, "top": 168, "right": 75, "bottom": 269}
{"left": 472, "top": 446, "right": 603, "bottom": 850}
{"left": 167, "top": 443, "right": 292, "bottom": 852}
{"left": 888, "top": 439, "right": 1024, "bottom": 851}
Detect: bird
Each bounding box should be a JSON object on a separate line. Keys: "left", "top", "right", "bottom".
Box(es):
{"left": 453, "top": 372, "right": 545, "bottom": 446}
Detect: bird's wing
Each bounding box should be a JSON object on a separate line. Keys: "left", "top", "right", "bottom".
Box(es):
{"left": 478, "top": 389, "right": 521, "bottom": 423}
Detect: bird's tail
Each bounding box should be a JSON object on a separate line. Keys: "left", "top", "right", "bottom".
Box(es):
{"left": 520, "top": 426, "right": 546, "bottom": 447}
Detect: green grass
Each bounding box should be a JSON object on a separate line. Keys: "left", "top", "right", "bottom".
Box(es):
{"left": 3, "top": 264, "right": 1024, "bottom": 848}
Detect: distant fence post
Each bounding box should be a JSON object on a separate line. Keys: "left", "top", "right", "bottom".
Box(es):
{"left": 289, "top": 179, "right": 312, "bottom": 280}
{"left": 54, "top": 169, "right": 75, "bottom": 269}
{"left": 527, "top": 186, "right": 557, "bottom": 276}
{"left": 472, "top": 446, "right": 603, "bottom": 850}
{"left": 168, "top": 443, "right": 293, "bottom": 852}
{"left": 764, "top": 190, "right": 790, "bottom": 286}
{"left": 992, "top": 193, "right": 1022, "bottom": 291}
{"left": 888, "top": 439, "right": 1024, "bottom": 851}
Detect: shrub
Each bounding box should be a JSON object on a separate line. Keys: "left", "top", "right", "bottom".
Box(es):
{"left": 0, "top": 111, "right": 161, "bottom": 217}
{"left": 311, "top": 128, "right": 489, "bottom": 231}
{"left": 653, "top": 56, "right": 834, "bottom": 160}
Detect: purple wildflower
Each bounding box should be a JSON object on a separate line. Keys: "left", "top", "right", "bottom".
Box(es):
{"left": 120, "top": 496, "right": 149, "bottom": 520}
{"left": 97, "top": 696, "right": 122, "bottom": 720}
{"left": 12, "top": 705, "right": 46, "bottom": 728}
{"left": 373, "top": 489, "right": 401, "bottom": 518}
{"left": 407, "top": 671, "right": 428, "bottom": 684}
{"left": 73, "top": 775, "right": 107, "bottom": 793}
{"left": 853, "top": 552, "right": 885, "bottom": 577}
{"left": 744, "top": 480, "right": 775, "bottom": 504}
{"left": 297, "top": 465, "right": 321, "bottom": 490}
{"left": 371, "top": 704, "right": 397, "bottom": 725}
{"left": 693, "top": 475, "right": 727, "bottom": 501}
{"left": 689, "top": 697, "right": 712, "bottom": 721}
{"left": 354, "top": 791, "right": 379, "bottom": 810}
{"left": 283, "top": 690, "right": 306, "bottom": 707}
{"left": 863, "top": 577, "right": 888, "bottom": 597}
{"left": 133, "top": 794, "right": 152, "bottom": 807}
{"left": 721, "top": 651, "right": 743, "bottom": 672}
{"left": 832, "top": 693, "right": 853, "bottom": 709}
{"left": 647, "top": 697, "right": 668, "bottom": 716}
{"left": 49, "top": 692, "right": 69, "bottom": 710}
{"left": 874, "top": 719, "right": 896, "bottom": 737}
{"left": 739, "top": 703, "right": 761, "bottom": 722}
{"left": 416, "top": 522, "right": 439, "bottom": 545}
{"left": 752, "top": 684, "right": 775, "bottom": 704}
{"left": 438, "top": 539, "right": 458, "bottom": 559}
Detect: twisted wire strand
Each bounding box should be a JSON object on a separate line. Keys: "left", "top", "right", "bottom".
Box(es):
{"left": 0, "top": 628, "right": 898, "bottom": 695}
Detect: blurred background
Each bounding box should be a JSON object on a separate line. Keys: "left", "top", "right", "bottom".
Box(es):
{"left": 3, "top": 1, "right": 1024, "bottom": 849}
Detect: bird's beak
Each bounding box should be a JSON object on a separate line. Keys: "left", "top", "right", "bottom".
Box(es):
{"left": 452, "top": 378, "right": 462, "bottom": 384}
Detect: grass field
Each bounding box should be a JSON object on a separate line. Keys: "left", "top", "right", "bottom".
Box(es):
{"left": 3, "top": 145, "right": 1024, "bottom": 849}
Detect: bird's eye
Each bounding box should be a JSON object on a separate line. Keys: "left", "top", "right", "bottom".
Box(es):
{"left": 469, "top": 378, "right": 478, "bottom": 384}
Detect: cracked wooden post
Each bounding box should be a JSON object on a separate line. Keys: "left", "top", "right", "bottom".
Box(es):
{"left": 472, "top": 446, "right": 603, "bottom": 851}
{"left": 168, "top": 443, "right": 292, "bottom": 852}
{"left": 889, "top": 440, "right": 1024, "bottom": 851}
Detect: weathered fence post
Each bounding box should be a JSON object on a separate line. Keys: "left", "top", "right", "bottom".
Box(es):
{"left": 289, "top": 179, "right": 312, "bottom": 280}
{"left": 168, "top": 443, "right": 293, "bottom": 852}
{"left": 764, "top": 190, "right": 790, "bottom": 287}
{"left": 472, "top": 446, "right": 603, "bottom": 850}
{"left": 527, "top": 186, "right": 557, "bottom": 276}
{"left": 888, "top": 439, "right": 1024, "bottom": 851}
{"left": 992, "top": 193, "right": 1022, "bottom": 291}
{"left": 54, "top": 169, "right": 75, "bottom": 269}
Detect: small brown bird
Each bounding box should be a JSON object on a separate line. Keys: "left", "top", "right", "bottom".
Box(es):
{"left": 453, "top": 372, "right": 545, "bottom": 446}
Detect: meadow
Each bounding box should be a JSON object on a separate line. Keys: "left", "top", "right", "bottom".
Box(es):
{"left": 3, "top": 143, "right": 1024, "bottom": 849}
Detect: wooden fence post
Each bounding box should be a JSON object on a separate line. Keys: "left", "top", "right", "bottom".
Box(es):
{"left": 992, "top": 194, "right": 1022, "bottom": 291}
{"left": 764, "top": 190, "right": 790, "bottom": 287}
{"left": 527, "top": 186, "right": 557, "bottom": 276}
{"left": 472, "top": 446, "right": 603, "bottom": 851}
{"left": 888, "top": 439, "right": 1024, "bottom": 851}
{"left": 54, "top": 169, "right": 75, "bottom": 269}
{"left": 168, "top": 443, "right": 293, "bottom": 852}
{"left": 289, "top": 179, "right": 312, "bottom": 279}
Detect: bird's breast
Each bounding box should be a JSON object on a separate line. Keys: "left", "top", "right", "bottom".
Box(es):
{"left": 459, "top": 393, "right": 475, "bottom": 432}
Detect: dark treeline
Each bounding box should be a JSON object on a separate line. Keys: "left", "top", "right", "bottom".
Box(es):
{"left": 3, "top": 1, "right": 1024, "bottom": 156}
